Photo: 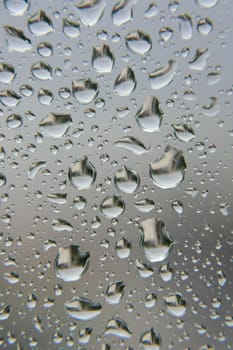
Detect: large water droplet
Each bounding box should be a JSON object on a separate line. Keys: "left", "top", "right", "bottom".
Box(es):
{"left": 178, "top": 14, "right": 193, "bottom": 40}
{"left": 4, "top": 26, "right": 31, "bottom": 52}
{"left": 104, "top": 316, "right": 132, "bottom": 339}
{"left": 63, "top": 18, "right": 81, "bottom": 38}
{"left": 196, "top": 0, "right": 219, "bottom": 8}
{"left": 114, "top": 166, "right": 139, "bottom": 193}
{"left": 172, "top": 123, "right": 195, "bottom": 142}
{"left": 6, "top": 114, "right": 23, "bottom": 129}
{"left": 92, "top": 44, "right": 115, "bottom": 73}
{"left": 31, "top": 61, "right": 52, "bottom": 80}
{"left": 100, "top": 195, "right": 125, "bottom": 218}
{"left": 4, "top": 0, "right": 29, "bottom": 16}
{"left": 0, "top": 89, "right": 21, "bottom": 107}
{"left": 140, "top": 328, "right": 161, "bottom": 350}
{"left": 112, "top": 0, "right": 133, "bottom": 26}
{"left": 0, "top": 63, "right": 16, "bottom": 84}
{"left": 76, "top": 0, "right": 106, "bottom": 27}
{"left": 55, "top": 245, "right": 90, "bottom": 282}
{"left": 72, "top": 79, "right": 99, "bottom": 104}
{"left": 105, "top": 281, "right": 125, "bottom": 304}
{"left": 68, "top": 157, "right": 96, "bottom": 190}
{"left": 125, "top": 30, "right": 152, "bottom": 55}
{"left": 140, "top": 218, "right": 174, "bottom": 263}
{"left": 64, "top": 296, "right": 102, "bottom": 321}
{"left": 149, "top": 60, "right": 177, "bottom": 90}
{"left": 114, "top": 136, "right": 150, "bottom": 155}
{"left": 163, "top": 293, "right": 187, "bottom": 317}
{"left": 149, "top": 146, "right": 186, "bottom": 189}
{"left": 28, "top": 10, "right": 53, "bottom": 36}
{"left": 136, "top": 96, "right": 163, "bottom": 132}
{"left": 189, "top": 48, "right": 209, "bottom": 71}
{"left": 114, "top": 67, "right": 136, "bottom": 96}
{"left": 39, "top": 113, "right": 72, "bottom": 138}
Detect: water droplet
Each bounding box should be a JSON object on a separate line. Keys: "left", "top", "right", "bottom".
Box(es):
{"left": 28, "top": 10, "right": 53, "bottom": 36}
{"left": 136, "top": 96, "right": 163, "bottom": 132}
{"left": 134, "top": 199, "right": 155, "bottom": 213}
{"left": 39, "top": 113, "right": 72, "bottom": 138}
{"left": 4, "top": 0, "right": 29, "bottom": 16}
{"left": 159, "top": 262, "right": 173, "bottom": 281}
{"left": 38, "top": 88, "right": 54, "bottom": 106}
{"left": 114, "top": 136, "right": 150, "bottom": 155}
{"left": 4, "top": 25, "right": 32, "bottom": 52}
{"left": 4, "top": 272, "right": 20, "bottom": 284}
{"left": 33, "top": 315, "right": 44, "bottom": 333}
{"left": 0, "top": 62, "right": 16, "bottom": 83}
{"left": 172, "top": 123, "right": 195, "bottom": 142}
{"left": 112, "top": 0, "right": 133, "bottom": 26}
{"left": 164, "top": 293, "right": 187, "bottom": 317}
{"left": 6, "top": 114, "right": 23, "bottom": 129}
{"left": 178, "top": 14, "right": 193, "bottom": 40}
{"left": 92, "top": 44, "right": 115, "bottom": 73}
{"left": 149, "top": 60, "right": 177, "bottom": 90}
{"left": 140, "top": 218, "right": 174, "bottom": 263}
{"left": 145, "top": 293, "right": 157, "bottom": 308}
{"left": 31, "top": 61, "right": 52, "bottom": 80}
{"left": 114, "top": 166, "right": 139, "bottom": 193}
{"left": 114, "top": 67, "right": 136, "bottom": 96}
{"left": 104, "top": 316, "right": 132, "bottom": 339}
{"left": 37, "top": 42, "right": 53, "bottom": 57}
{"left": 197, "top": 18, "right": 213, "bottom": 36}
{"left": 171, "top": 200, "right": 183, "bottom": 215}
{"left": 105, "top": 281, "right": 125, "bottom": 304}
{"left": 149, "top": 146, "right": 186, "bottom": 189}
{"left": 52, "top": 218, "right": 73, "bottom": 232}
{"left": 207, "top": 71, "right": 221, "bottom": 86}
{"left": 64, "top": 296, "right": 102, "bottom": 320}
{"left": 19, "top": 84, "right": 33, "bottom": 97}
{"left": 76, "top": 0, "right": 106, "bottom": 27}
{"left": 28, "top": 161, "right": 46, "bottom": 179}
{"left": 72, "top": 79, "right": 99, "bottom": 104}
{"left": 135, "top": 259, "right": 154, "bottom": 278}
{"left": 196, "top": 0, "right": 219, "bottom": 8}
{"left": 100, "top": 195, "right": 125, "bottom": 218}
{"left": 144, "top": 2, "right": 158, "bottom": 19}
{"left": 68, "top": 157, "right": 96, "bottom": 189}
{"left": 47, "top": 193, "right": 67, "bottom": 205}
{"left": 140, "top": 328, "right": 161, "bottom": 350}
{"left": 0, "top": 89, "right": 21, "bottom": 107}
{"left": 202, "top": 97, "right": 220, "bottom": 117}
{"left": 116, "top": 237, "right": 131, "bottom": 259}
{"left": 55, "top": 245, "right": 90, "bottom": 282}
{"left": 189, "top": 48, "right": 210, "bottom": 71}
{"left": 63, "top": 18, "right": 81, "bottom": 38}
{"left": 0, "top": 173, "right": 7, "bottom": 188}
{"left": 125, "top": 30, "right": 152, "bottom": 55}
{"left": 159, "top": 27, "right": 174, "bottom": 42}
{"left": 0, "top": 305, "right": 11, "bottom": 321}
{"left": 78, "top": 327, "right": 92, "bottom": 344}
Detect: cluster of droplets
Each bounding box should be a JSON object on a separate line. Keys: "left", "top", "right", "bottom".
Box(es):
{"left": 0, "top": 0, "right": 232, "bottom": 349}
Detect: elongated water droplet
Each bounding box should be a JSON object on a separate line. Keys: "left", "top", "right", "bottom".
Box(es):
{"left": 144, "top": 2, "right": 158, "bottom": 19}
{"left": 197, "top": 17, "right": 213, "bottom": 36}
{"left": 125, "top": 30, "right": 152, "bottom": 55}
{"left": 112, "top": 0, "right": 133, "bottom": 26}
{"left": 134, "top": 199, "right": 154, "bottom": 213}
{"left": 76, "top": 0, "right": 106, "bottom": 27}
{"left": 33, "top": 315, "right": 44, "bottom": 333}
{"left": 115, "top": 237, "right": 131, "bottom": 259}
{"left": 63, "top": 18, "right": 81, "bottom": 38}
{"left": 52, "top": 218, "right": 73, "bottom": 232}
{"left": 28, "top": 10, "right": 53, "bottom": 36}
{"left": 149, "top": 146, "right": 186, "bottom": 189}
{"left": 135, "top": 259, "right": 154, "bottom": 278}
{"left": 164, "top": 293, "right": 187, "bottom": 317}
{"left": 6, "top": 114, "right": 23, "bottom": 129}
{"left": 105, "top": 281, "right": 125, "bottom": 304}
{"left": 178, "top": 14, "right": 193, "bottom": 40}
{"left": 104, "top": 316, "right": 132, "bottom": 339}
{"left": 114, "top": 166, "right": 139, "bottom": 193}
{"left": 172, "top": 123, "right": 195, "bottom": 142}
{"left": 0, "top": 305, "right": 11, "bottom": 321}
{"left": 72, "top": 79, "right": 99, "bottom": 104}
{"left": 100, "top": 195, "right": 125, "bottom": 218}
{"left": 149, "top": 60, "right": 177, "bottom": 90}
{"left": 64, "top": 296, "right": 102, "bottom": 321}
{"left": 39, "top": 113, "right": 72, "bottom": 138}
{"left": 114, "top": 136, "right": 150, "bottom": 155}
{"left": 55, "top": 245, "right": 90, "bottom": 282}
{"left": 4, "top": 26, "right": 32, "bottom": 52}
{"left": 140, "top": 218, "right": 174, "bottom": 263}
{"left": 4, "top": 0, "right": 29, "bottom": 16}
{"left": 171, "top": 200, "right": 183, "bottom": 215}
{"left": 0, "top": 89, "right": 21, "bottom": 107}
{"left": 0, "top": 63, "right": 16, "bottom": 84}
{"left": 196, "top": 0, "right": 219, "bottom": 8}
{"left": 189, "top": 48, "right": 209, "bottom": 71}
{"left": 28, "top": 161, "right": 46, "bottom": 179}
{"left": 140, "top": 328, "right": 161, "bottom": 350}
{"left": 92, "top": 44, "right": 115, "bottom": 73}
{"left": 114, "top": 67, "right": 136, "bottom": 96}
{"left": 31, "top": 61, "right": 52, "bottom": 80}
{"left": 47, "top": 193, "right": 67, "bottom": 205}
{"left": 0, "top": 173, "right": 7, "bottom": 188}
{"left": 68, "top": 157, "right": 96, "bottom": 189}
{"left": 136, "top": 96, "right": 163, "bottom": 132}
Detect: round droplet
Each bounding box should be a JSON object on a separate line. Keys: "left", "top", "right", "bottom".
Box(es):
{"left": 37, "top": 42, "right": 53, "bottom": 57}
{"left": 63, "top": 18, "right": 80, "bottom": 38}
{"left": 172, "top": 123, "right": 195, "bottom": 142}
{"left": 159, "top": 27, "right": 174, "bottom": 42}
{"left": 4, "top": 0, "right": 29, "bottom": 16}
{"left": 31, "top": 62, "right": 52, "bottom": 80}
{"left": 100, "top": 195, "right": 125, "bottom": 218}
{"left": 28, "top": 10, "right": 53, "bottom": 36}
{"left": 72, "top": 79, "right": 99, "bottom": 104}
{"left": 0, "top": 62, "right": 16, "bottom": 84}
{"left": 68, "top": 157, "right": 96, "bottom": 190}
{"left": 55, "top": 245, "right": 90, "bottom": 282}
{"left": 114, "top": 67, "right": 136, "bottom": 96}
{"left": 19, "top": 84, "right": 33, "bottom": 97}
{"left": 115, "top": 237, "right": 131, "bottom": 259}
{"left": 0, "top": 89, "right": 21, "bottom": 107}
{"left": 114, "top": 166, "right": 139, "bottom": 193}
{"left": 104, "top": 316, "right": 132, "bottom": 339}
{"left": 125, "top": 30, "right": 152, "bottom": 55}
{"left": 149, "top": 146, "right": 186, "bottom": 189}
{"left": 6, "top": 114, "right": 23, "bottom": 129}
{"left": 197, "top": 18, "right": 213, "bottom": 36}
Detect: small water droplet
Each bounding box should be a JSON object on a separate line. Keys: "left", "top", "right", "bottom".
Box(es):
{"left": 0, "top": 89, "right": 21, "bottom": 107}
{"left": 28, "top": 10, "right": 53, "bottom": 36}
{"left": 149, "top": 60, "right": 177, "bottom": 90}
{"left": 6, "top": 114, "right": 23, "bottom": 129}
{"left": 125, "top": 30, "right": 152, "bottom": 55}
{"left": 114, "top": 166, "right": 139, "bottom": 193}
{"left": 134, "top": 199, "right": 155, "bottom": 213}
{"left": 64, "top": 296, "right": 102, "bottom": 320}
{"left": 196, "top": 0, "right": 219, "bottom": 8}
{"left": 0, "top": 173, "right": 7, "bottom": 188}
{"left": 171, "top": 200, "right": 183, "bottom": 215}
{"left": 52, "top": 218, "right": 73, "bottom": 232}
{"left": 159, "top": 27, "right": 174, "bottom": 42}
{"left": 39, "top": 113, "right": 72, "bottom": 138}
{"left": 172, "top": 123, "right": 195, "bottom": 142}
{"left": 144, "top": 2, "right": 158, "bottom": 19}
{"left": 100, "top": 195, "right": 125, "bottom": 218}
{"left": 135, "top": 259, "right": 154, "bottom": 278}
{"left": 164, "top": 293, "right": 187, "bottom": 317}
{"left": 114, "top": 67, "right": 136, "bottom": 96}
{"left": 72, "top": 79, "right": 99, "bottom": 104}
{"left": 37, "top": 42, "right": 53, "bottom": 57}
{"left": 78, "top": 327, "right": 92, "bottom": 344}
{"left": 28, "top": 161, "right": 46, "bottom": 179}
{"left": 0, "top": 305, "right": 11, "bottom": 321}
{"left": 140, "top": 328, "right": 161, "bottom": 350}
{"left": 115, "top": 237, "right": 131, "bottom": 259}
{"left": 38, "top": 88, "right": 54, "bottom": 106}
{"left": 68, "top": 157, "right": 96, "bottom": 189}
{"left": 189, "top": 48, "right": 209, "bottom": 71}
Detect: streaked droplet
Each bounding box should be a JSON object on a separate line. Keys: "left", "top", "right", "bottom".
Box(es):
{"left": 47, "top": 193, "right": 67, "bottom": 205}
{"left": 39, "top": 113, "right": 72, "bottom": 138}
{"left": 136, "top": 96, "right": 163, "bottom": 132}
{"left": 55, "top": 245, "right": 90, "bottom": 282}
{"left": 100, "top": 195, "right": 125, "bottom": 218}
{"left": 28, "top": 10, "right": 53, "bottom": 36}
{"left": 114, "top": 136, "right": 150, "bottom": 155}
{"left": 140, "top": 218, "right": 174, "bottom": 263}
{"left": 0, "top": 173, "right": 7, "bottom": 188}
{"left": 31, "top": 62, "right": 52, "bottom": 80}
{"left": 64, "top": 296, "right": 102, "bottom": 321}
{"left": 149, "top": 146, "right": 186, "bottom": 189}
{"left": 104, "top": 316, "right": 132, "bottom": 339}
{"left": 114, "top": 67, "right": 136, "bottom": 96}
{"left": 0, "top": 63, "right": 16, "bottom": 84}
{"left": 125, "top": 30, "right": 152, "bottom": 55}
{"left": 68, "top": 157, "right": 96, "bottom": 190}
{"left": 0, "top": 305, "right": 11, "bottom": 321}
{"left": 163, "top": 293, "right": 187, "bottom": 317}
{"left": 114, "top": 166, "right": 139, "bottom": 193}
{"left": 149, "top": 60, "right": 177, "bottom": 90}
{"left": 92, "top": 44, "right": 115, "bottom": 73}
{"left": 76, "top": 0, "right": 106, "bottom": 27}
{"left": 72, "top": 79, "right": 99, "bottom": 104}
{"left": 105, "top": 281, "right": 125, "bottom": 304}
{"left": 73, "top": 196, "right": 87, "bottom": 210}
{"left": 140, "top": 328, "right": 161, "bottom": 350}
{"left": 202, "top": 97, "right": 220, "bottom": 117}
